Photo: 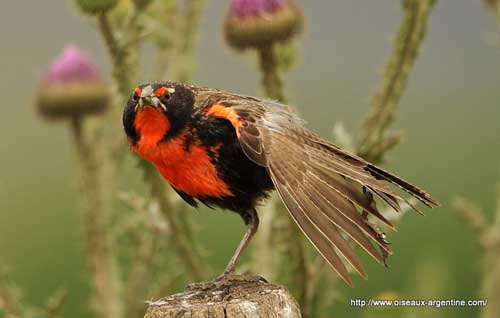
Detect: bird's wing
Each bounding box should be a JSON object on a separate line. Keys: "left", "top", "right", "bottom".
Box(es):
{"left": 202, "top": 93, "right": 439, "bottom": 286}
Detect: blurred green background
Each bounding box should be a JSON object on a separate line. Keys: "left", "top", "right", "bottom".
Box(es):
{"left": 1, "top": 0, "right": 499, "bottom": 317}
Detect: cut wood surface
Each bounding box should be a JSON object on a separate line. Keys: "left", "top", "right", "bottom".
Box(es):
{"left": 144, "top": 281, "right": 301, "bottom": 318}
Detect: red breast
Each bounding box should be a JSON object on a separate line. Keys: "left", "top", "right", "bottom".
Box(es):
{"left": 132, "top": 107, "right": 232, "bottom": 198}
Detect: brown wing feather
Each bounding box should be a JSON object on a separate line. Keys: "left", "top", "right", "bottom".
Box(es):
{"left": 269, "top": 165, "right": 354, "bottom": 286}
{"left": 198, "top": 90, "right": 439, "bottom": 284}
{"left": 308, "top": 164, "right": 396, "bottom": 228}
{"left": 270, "top": 133, "right": 392, "bottom": 255}
{"left": 271, "top": 136, "right": 391, "bottom": 265}
{"left": 310, "top": 137, "right": 439, "bottom": 208}
{"left": 269, "top": 136, "right": 369, "bottom": 277}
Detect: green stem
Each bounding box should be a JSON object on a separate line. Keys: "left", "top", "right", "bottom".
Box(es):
{"left": 453, "top": 192, "right": 500, "bottom": 318}
{"left": 258, "top": 45, "right": 286, "bottom": 102}
{"left": 495, "top": 186, "right": 500, "bottom": 232}
{"left": 484, "top": 245, "right": 500, "bottom": 318}
{"left": 287, "top": 222, "right": 308, "bottom": 308}
{"left": 70, "top": 117, "right": 122, "bottom": 318}
{"left": 44, "top": 289, "right": 66, "bottom": 318}
{"left": 497, "top": 4, "right": 500, "bottom": 30}
{"left": 97, "top": 14, "right": 119, "bottom": 58}
{"left": 251, "top": 196, "right": 278, "bottom": 282}
{"left": 483, "top": 186, "right": 500, "bottom": 318}
{"left": 358, "top": 0, "right": 436, "bottom": 162}
{"left": 0, "top": 278, "right": 22, "bottom": 318}
{"left": 96, "top": 13, "right": 138, "bottom": 161}
{"left": 487, "top": 1, "right": 500, "bottom": 30}
{"left": 97, "top": 14, "right": 137, "bottom": 98}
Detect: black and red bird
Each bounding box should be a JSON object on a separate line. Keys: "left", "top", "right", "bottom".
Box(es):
{"left": 122, "top": 81, "right": 439, "bottom": 287}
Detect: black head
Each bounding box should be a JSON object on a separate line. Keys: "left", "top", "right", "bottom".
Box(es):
{"left": 123, "top": 81, "right": 195, "bottom": 145}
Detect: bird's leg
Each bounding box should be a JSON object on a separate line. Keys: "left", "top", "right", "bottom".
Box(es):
{"left": 220, "top": 208, "right": 259, "bottom": 276}
{"left": 186, "top": 209, "right": 266, "bottom": 291}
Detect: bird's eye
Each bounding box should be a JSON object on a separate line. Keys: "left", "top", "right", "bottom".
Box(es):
{"left": 154, "top": 86, "right": 173, "bottom": 102}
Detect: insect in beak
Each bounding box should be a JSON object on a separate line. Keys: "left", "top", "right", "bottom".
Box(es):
{"left": 135, "top": 85, "right": 167, "bottom": 112}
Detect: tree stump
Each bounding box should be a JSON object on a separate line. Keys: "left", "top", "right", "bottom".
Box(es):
{"left": 144, "top": 281, "right": 301, "bottom": 318}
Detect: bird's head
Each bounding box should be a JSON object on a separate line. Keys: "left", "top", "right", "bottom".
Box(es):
{"left": 123, "top": 81, "right": 195, "bottom": 145}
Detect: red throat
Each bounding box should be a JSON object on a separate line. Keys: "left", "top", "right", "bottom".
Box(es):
{"left": 134, "top": 107, "right": 171, "bottom": 147}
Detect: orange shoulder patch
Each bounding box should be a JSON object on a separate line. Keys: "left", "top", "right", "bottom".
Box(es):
{"left": 206, "top": 104, "right": 242, "bottom": 138}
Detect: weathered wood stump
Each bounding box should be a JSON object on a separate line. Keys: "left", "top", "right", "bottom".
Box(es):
{"left": 144, "top": 281, "right": 301, "bottom": 318}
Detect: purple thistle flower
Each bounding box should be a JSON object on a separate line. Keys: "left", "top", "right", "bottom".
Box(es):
{"left": 36, "top": 45, "right": 109, "bottom": 119}
{"left": 42, "top": 45, "right": 100, "bottom": 85}
{"left": 224, "top": 0, "right": 303, "bottom": 49}
{"left": 230, "top": 0, "right": 285, "bottom": 18}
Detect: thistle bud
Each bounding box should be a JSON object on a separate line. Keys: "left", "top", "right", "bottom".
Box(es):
{"left": 224, "top": 0, "right": 303, "bottom": 50}
{"left": 35, "top": 45, "right": 109, "bottom": 120}
{"left": 75, "top": 0, "right": 118, "bottom": 15}
{"left": 484, "top": 0, "right": 499, "bottom": 10}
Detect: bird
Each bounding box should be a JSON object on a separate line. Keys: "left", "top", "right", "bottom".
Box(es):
{"left": 122, "top": 81, "right": 439, "bottom": 287}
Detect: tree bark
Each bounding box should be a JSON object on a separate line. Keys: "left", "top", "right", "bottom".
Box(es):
{"left": 144, "top": 282, "right": 301, "bottom": 318}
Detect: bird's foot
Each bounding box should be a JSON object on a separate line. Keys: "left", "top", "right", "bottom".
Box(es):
{"left": 185, "top": 273, "right": 267, "bottom": 292}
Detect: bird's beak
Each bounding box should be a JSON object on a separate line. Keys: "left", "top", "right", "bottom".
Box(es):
{"left": 137, "top": 85, "right": 167, "bottom": 111}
